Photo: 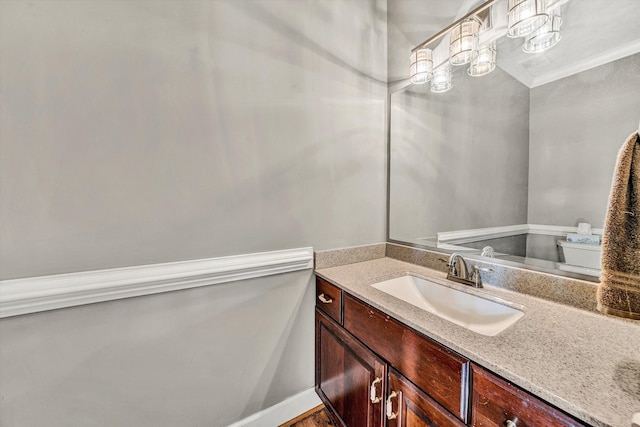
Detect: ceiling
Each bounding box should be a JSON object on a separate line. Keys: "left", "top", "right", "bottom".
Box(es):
{"left": 389, "top": 0, "right": 640, "bottom": 87}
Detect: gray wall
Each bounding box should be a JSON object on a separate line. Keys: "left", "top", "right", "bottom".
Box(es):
{"left": 0, "top": 272, "right": 314, "bottom": 427}
{"left": 528, "top": 53, "right": 640, "bottom": 228}
{"left": 0, "top": 1, "right": 387, "bottom": 426}
{"left": 386, "top": 0, "right": 414, "bottom": 83}
{"left": 0, "top": 0, "right": 387, "bottom": 280}
{"left": 389, "top": 65, "right": 530, "bottom": 242}
{"left": 385, "top": 0, "right": 462, "bottom": 84}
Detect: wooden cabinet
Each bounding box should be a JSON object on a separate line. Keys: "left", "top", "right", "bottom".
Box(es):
{"left": 387, "top": 369, "right": 467, "bottom": 427}
{"left": 316, "top": 277, "right": 343, "bottom": 324}
{"left": 315, "top": 277, "right": 589, "bottom": 427}
{"left": 316, "top": 309, "right": 386, "bottom": 427}
{"left": 343, "top": 293, "right": 469, "bottom": 422}
{"left": 471, "top": 364, "right": 586, "bottom": 427}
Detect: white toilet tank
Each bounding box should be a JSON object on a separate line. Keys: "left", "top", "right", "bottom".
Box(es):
{"left": 556, "top": 239, "right": 602, "bottom": 269}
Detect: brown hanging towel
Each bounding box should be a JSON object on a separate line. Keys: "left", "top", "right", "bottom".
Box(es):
{"left": 597, "top": 131, "right": 640, "bottom": 319}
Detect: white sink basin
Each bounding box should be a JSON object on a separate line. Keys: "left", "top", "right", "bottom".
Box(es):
{"left": 371, "top": 275, "right": 524, "bottom": 336}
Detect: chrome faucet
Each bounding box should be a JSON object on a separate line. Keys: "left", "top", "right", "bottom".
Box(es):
{"left": 446, "top": 253, "right": 492, "bottom": 288}
{"left": 447, "top": 253, "right": 469, "bottom": 282}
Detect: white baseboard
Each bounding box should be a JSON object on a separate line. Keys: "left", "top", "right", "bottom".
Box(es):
{"left": 0, "top": 247, "right": 314, "bottom": 318}
{"left": 227, "top": 388, "right": 322, "bottom": 427}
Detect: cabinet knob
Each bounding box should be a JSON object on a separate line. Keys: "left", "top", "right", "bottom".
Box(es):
{"left": 318, "top": 293, "right": 333, "bottom": 304}
{"left": 505, "top": 420, "right": 518, "bottom": 427}
{"left": 386, "top": 391, "right": 398, "bottom": 420}
{"left": 370, "top": 377, "right": 382, "bottom": 403}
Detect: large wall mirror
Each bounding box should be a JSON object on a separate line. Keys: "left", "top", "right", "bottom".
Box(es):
{"left": 388, "top": 0, "right": 640, "bottom": 281}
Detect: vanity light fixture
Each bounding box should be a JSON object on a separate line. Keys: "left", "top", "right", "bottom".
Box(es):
{"left": 523, "top": 8, "right": 562, "bottom": 53}
{"left": 431, "top": 65, "right": 453, "bottom": 93}
{"left": 468, "top": 42, "right": 497, "bottom": 76}
{"left": 409, "top": 48, "right": 434, "bottom": 84}
{"left": 409, "top": 0, "right": 568, "bottom": 93}
{"left": 507, "top": 0, "right": 549, "bottom": 38}
{"left": 449, "top": 17, "right": 481, "bottom": 66}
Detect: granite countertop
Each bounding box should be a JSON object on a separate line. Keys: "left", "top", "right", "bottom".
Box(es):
{"left": 315, "top": 257, "right": 640, "bottom": 427}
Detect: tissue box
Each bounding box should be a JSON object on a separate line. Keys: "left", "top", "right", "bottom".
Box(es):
{"left": 566, "top": 233, "right": 601, "bottom": 245}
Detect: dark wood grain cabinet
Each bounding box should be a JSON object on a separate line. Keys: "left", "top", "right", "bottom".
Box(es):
{"left": 315, "top": 277, "right": 589, "bottom": 427}
{"left": 343, "top": 293, "right": 469, "bottom": 422}
{"left": 471, "top": 364, "right": 586, "bottom": 427}
{"left": 316, "top": 309, "right": 386, "bottom": 427}
{"left": 316, "top": 277, "right": 342, "bottom": 324}
{"left": 387, "top": 368, "right": 467, "bottom": 427}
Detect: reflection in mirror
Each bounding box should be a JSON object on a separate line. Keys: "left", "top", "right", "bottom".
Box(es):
{"left": 388, "top": 0, "right": 640, "bottom": 280}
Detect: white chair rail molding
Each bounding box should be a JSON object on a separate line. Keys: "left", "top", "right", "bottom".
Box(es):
{"left": 0, "top": 247, "right": 314, "bottom": 318}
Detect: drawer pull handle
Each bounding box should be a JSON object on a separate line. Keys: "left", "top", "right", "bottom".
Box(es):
{"left": 505, "top": 420, "right": 517, "bottom": 427}
{"left": 318, "top": 294, "right": 333, "bottom": 304}
{"left": 386, "top": 391, "right": 398, "bottom": 420}
{"left": 370, "top": 377, "right": 382, "bottom": 403}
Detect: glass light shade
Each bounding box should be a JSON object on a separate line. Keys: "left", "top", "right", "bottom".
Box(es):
{"left": 431, "top": 65, "right": 452, "bottom": 93}
{"left": 507, "top": 0, "right": 549, "bottom": 38}
{"left": 468, "top": 42, "right": 497, "bottom": 77}
{"left": 523, "top": 9, "right": 562, "bottom": 53}
{"left": 449, "top": 17, "right": 481, "bottom": 65}
{"left": 409, "top": 48, "right": 433, "bottom": 84}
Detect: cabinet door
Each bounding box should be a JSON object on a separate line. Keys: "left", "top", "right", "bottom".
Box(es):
{"left": 386, "top": 369, "right": 467, "bottom": 427}
{"left": 316, "top": 309, "right": 386, "bottom": 427}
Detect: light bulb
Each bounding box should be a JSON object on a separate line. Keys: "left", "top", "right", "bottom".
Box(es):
{"left": 523, "top": 8, "right": 562, "bottom": 53}
{"left": 468, "top": 42, "right": 497, "bottom": 77}
{"left": 450, "top": 17, "right": 481, "bottom": 65}
{"left": 431, "top": 66, "right": 453, "bottom": 93}
{"left": 409, "top": 48, "right": 433, "bottom": 84}
{"left": 507, "top": 0, "right": 549, "bottom": 38}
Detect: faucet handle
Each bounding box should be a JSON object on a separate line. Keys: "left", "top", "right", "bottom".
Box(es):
{"left": 437, "top": 258, "right": 453, "bottom": 272}
{"left": 470, "top": 265, "right": 494, "bottom": 288}
{"left": 445, "top": 259, "right": 459, "bottom": 275}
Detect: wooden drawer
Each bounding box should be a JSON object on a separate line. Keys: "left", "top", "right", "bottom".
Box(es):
{"left": 316, "top": 277, "right": 342, "bottom": 324}
{"left": 471, "top": 364, "right": 587, "bottom": 427}
{"left": 343, "top": 293, "right": 470, "bottom": 422}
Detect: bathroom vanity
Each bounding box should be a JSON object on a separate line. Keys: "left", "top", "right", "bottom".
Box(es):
{"left": 314, "top": 248, "right": 640, "bottom": 427}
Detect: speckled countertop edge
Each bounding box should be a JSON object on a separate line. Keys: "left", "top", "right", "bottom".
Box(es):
{"left": 315, "top": 243, "right": 386, "bottom": 270}
{"left": 316, "top": 257, "right": 640, "bottom": 427}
